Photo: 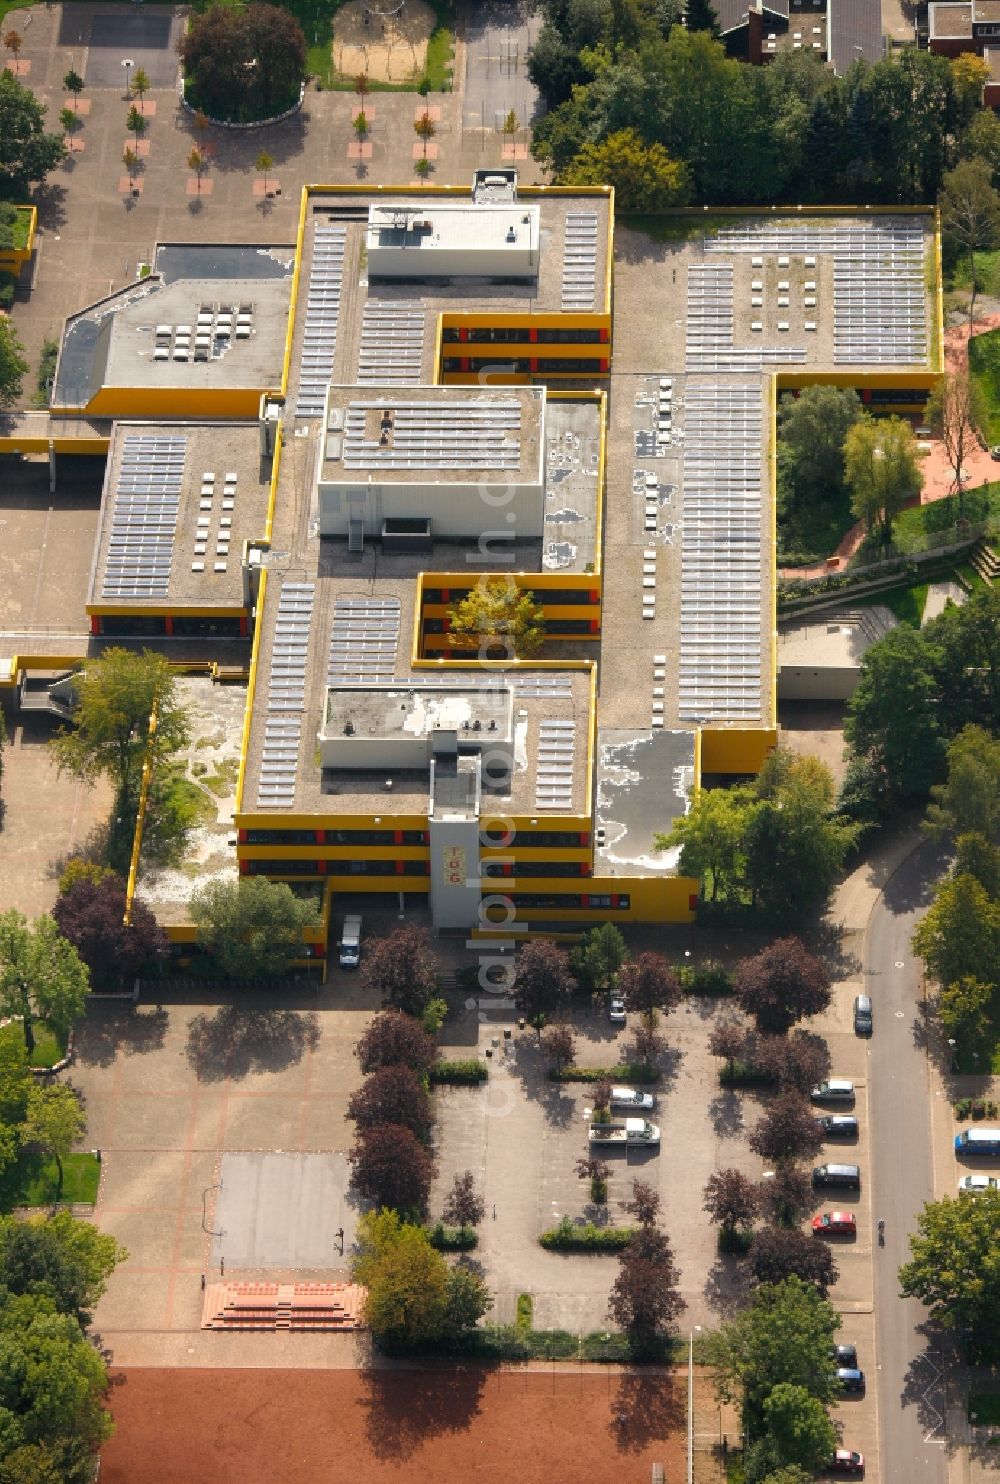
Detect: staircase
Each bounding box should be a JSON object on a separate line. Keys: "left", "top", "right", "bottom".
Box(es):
{"left": 969, "top": 537, "right": 999, "bottom": 586}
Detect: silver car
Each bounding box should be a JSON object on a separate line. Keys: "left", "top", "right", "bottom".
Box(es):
{"left": 608, "top": 995, "right": 626, "bottom": 1024}
{"left": 610, "top": 1086, "right": 655, "bottom": 1111}
{"left": 810, "top": 1078, "right": 856, "bottom": 1103}
{"left": 958, "top": 1175, "right": 1000, "bottom": 1194}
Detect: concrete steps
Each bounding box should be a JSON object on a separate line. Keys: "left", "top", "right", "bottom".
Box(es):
{"left": 969, "top": 537, "right": 999, "bottom": 586}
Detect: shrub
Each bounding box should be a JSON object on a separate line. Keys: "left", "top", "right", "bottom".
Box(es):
{"left": 515, "top": 1292, "right": 533, "bottom": 1331}
{"left": 719, "top": 1061, "right": 776, "bottom": 1088}
{"left": 677, "top": 962, "right": 734, "bottom": 995}
{"left": 955, "top": 1097, "right": 972, "bottom": 1119}
{"left": 539, "top": 1217, "right": 636, "bottom": 1252}
{"left": 427, "top": 1221, "right": 477, "bottom": 1251}
{"left": 548, "top": 1063, "right": 659, "bottom": 1085}
{"left": 718, "top": 1227, "right": 754, "bottom": 1254}
{"left": 428, "top": 1059, "right": 488, "bottom": 1085}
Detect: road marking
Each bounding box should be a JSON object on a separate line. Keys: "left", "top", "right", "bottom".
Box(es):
{"left": 917, "top": 1353, "right": 946, "bottom": 1443}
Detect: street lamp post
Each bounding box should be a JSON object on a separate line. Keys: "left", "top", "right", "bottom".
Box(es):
{"left": 122, "top": 57, "right": 135, "bottom": 100}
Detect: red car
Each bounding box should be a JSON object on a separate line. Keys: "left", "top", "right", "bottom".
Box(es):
{"left": 828, "top": 1448, "right": 865, "bottom": 1474}
{"left": 812, "top": 1211, "right": 857, "bottom": 1237}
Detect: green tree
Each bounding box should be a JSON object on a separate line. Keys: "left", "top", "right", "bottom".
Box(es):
{"left": 685, "top": 0, "right": 720, "bottom": 33}
{"left": 925, "top": 726, "right": 1000, "bottom": 843}
{"left": 0, "top": 912, "right": 89, "bottom": 1057}
{"left": 0, "top": 318, "right": 29, "bottom": 411}
{"left": 0, "top": 73, "right": 66, "bottom": 196}
{"left": 656, "top": 783, "right": 757, "bottom": 901}
{"left": 761, "top": 1385, "right": 838, "bottom": 1475}
{"left": 744, "top": 751, "right": 855, "bottom": 920}
{"left": 180, "top": 2, "right": 305, "bottom": 122}
{"left": 898, "top": 1187, "right": 1000, "bottom": 1361}
{"left": 447, "top": 577, "right": 545, "bottom": 658}
{"left": 960, "top": 107, "right": 1000, "bottom": 185}
{"left": 126, "top": 105, "right": 146, "bottom": 146}
{"left": 939, "top": 158, "right": 1000, "bottom": 315}
{"left": 845, "top": 414, "right": 922, "bottom": 550}
{"left": 702, "top": 1276, "right": 840, "bottom": 1426}
{"left": 0, "top": 1291, "right": 113, "bottom": 1467}
{"left": 570, "top": 922, "right": 628, "bottom": 991}
{"left": 924, "top": 372, "right": 986, "bottom": 501}
{"left": 22, "top": 1085, "right": 86, "bottom": 1200}
{"left": 924, "top": 586, "right": 1000, "bottom": 739}
{"left": 255, "top": 151, "right": 273, "bottom": 192}
{"left": 561, "top": 128, "right": 690, "bottom": 208}
{"left": 954, "top": 832, "right": 1000, "bottom": 896}
{"left": 130, "top": 66, "right": 150, "bottom": 103}
{"left": 912, "top": 872, "right": 999, "bottom": 990}
{"left": 353, "top": 1209, "right": 491, "bottom": 1351}
{"left": 122, "top": 146, "right": 138, "bottom": 189}
{"left": 0, "top": 1037, "right": 29, "bottom": 1178}
{"left": 49, "top": 649, "right": 189, "bottom": 847}
{"left": 189, "top": 877, "right": 320, "bottom": 980}
{"left": 776, "top": 385, "right": 863, "bottom": 550}
{"left": 62, "top": 69, "right": 84, "bottom": 111}
{"left": 0, "top": 1211, "right": 127, "bottom": 1325}
{"left": 938, "top": 975, "right": 993, "bottom": 1048}
{"left": 845, "top": 626, "right": 944, "bottom": 805}
{"left": 187, "top": 146, "right": 207, "bottom": 191}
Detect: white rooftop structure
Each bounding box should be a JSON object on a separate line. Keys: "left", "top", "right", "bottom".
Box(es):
{"left": 366, "top": 203, "right": 541, "bottom": 280}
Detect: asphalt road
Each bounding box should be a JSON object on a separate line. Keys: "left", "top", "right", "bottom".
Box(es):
{"left": 867, "top": 840, "right": 950, "bottom": 1484}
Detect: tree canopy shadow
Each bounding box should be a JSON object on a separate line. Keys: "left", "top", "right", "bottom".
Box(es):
{"left": 708, "top": 1089, "right": 745, "bottom": 1139}
{"left": 185, "top": 1004, "right": 320, "bottom": 1081}
{"left": 74, "top": 1005, "right": 168, "bottom": 1067}
{"left": 703, "top": 1253, "right": 750, "bottom": 1319}
{"left": 357, "top": 1363, "right": 490, "bottom": 1461}
{"left": 608, "top": 1370, "right": 685, "bottom": 1453}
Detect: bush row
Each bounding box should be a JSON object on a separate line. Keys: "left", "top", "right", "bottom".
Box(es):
{"left": 677, "top": 962, "right": 733, "bottom": 996}
{"left": 548, "top": 1063, "right": 659, "bottom": 1085}
{"left": 955, "top": 1098, "right": 1000, "bottom": 1120}
{"left": 428, "top": 1059, "right": 488, "bottom": 1085}
{"left": 539, "top": 1217, "right": 636, "bottom": 1252}
{"left": 426, "top": 1221, "right": 477, "bottom": 1251}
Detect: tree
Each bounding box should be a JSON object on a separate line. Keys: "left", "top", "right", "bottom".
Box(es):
{"left": 122, "top": 145, "right": 138, "bottom": 189}
{"left": 845, "top": 413, "right": 922, "bottom": 549}
{"left": 0, "top": 317, "right": 28, "bottom": 411}
{"left": 657, "top": 783, "right": 756, "bottom": 901}
{"left": 845, "top": 626, "right": 944, "bottom": 805}
{"left": 615, "top": 951, "right": 681, "bottom": 1026}
{"left": 360, "top": 924, "right": 439, "bottom": 1018}
{"left": 180, "top": 2, "right": 305, "bottom": 122}
{"left": 20, "top": 1085, "right": 85, "bottom": 1199}
{"left": 189, "top": 877, "right": 319, "bottom": 980}
{"left": 592, "top": 1075, "right": 614, "bottom": 1118}
{"left": 576, "top": 1153, "right": 611, "bottom": 1203}
{"left": 629, "top": 1020, "right": 667, "bottom": 1067}
{"left": 708, "top": 1015, "right": 752, "bottom": 1077}
{"left": 541, "top": 1021, "right": 576, "bottom": 1071}
{"left": 749, "top": 1093, "right": 825, "bottom": 1164}
{"left": 59, "top": 105, "right": 76, "bottom": 135}
{"left": 913, "top": 872, "right": 999, "bottom": 990}
{"left": 625, "top": 1178, "right": 662, "bottom": 1228}
{"left": 447, "top": 577, "right": 545, "bottom": 658}
{"left": 748, "top": 1228, "right": 837, "bottom": 1297}
{"left": 758, "top": 1164, "right": 813, "bottom": 1228}
{"left": 131, "top": 66, "right": 150, "bottom": 104}
{"left": 743, "top": 751, "right": 855, "bottom": 920}
{"left": 570, "top": 923, "right": 627, "bottom": 992}
{"left": 0, "top": 1038, "right": 29, "bottom": 1179}
{"left": 562, "top": 128, "right": 691, "bottom": 209}
{"left": 0, "top": 1211, "right": 126, "bottom": 1326}
{"left": 960, "top": 107, "right": 1000, "bottom": 185}
{"left": 255, "top": 151, "right": 273, "bottom": 193}
{"left": 355, "top": 1010, "right": 436, "bottom": 1076}
{"left": 951, "top": 52, "right": 991, "bottom": 114}
{"left": 938, "top": 975, "right": 993, "bottom": 1048}
{"left": 703, "top": 1167, "right": 760, "bottom": 1234}
{"left": 352, "top": 110, "right": 368, "bottom": 139}
{"left": 755, "top": 1030, "right": 831, "bottom": 1095}
{"left": 899, "top": 1187, "right": 1000, "bottom": 1360}
{"left": 940, "top": 158, "right": 1000, "bottom": 316}
{"left": 925, "top": 373, "right": 986, "bottom": 501}
{"left": 353, "top": 1209, "right": 490, "bottom": 1351}
{"left": 187, "top": 146, "right": 207, "bottom": 191}
{"left": 502, "top": 108, "right": 519, "bottom": 140}
{"left": 925, "top": 726, "right": 1000, "bottom": 843}
{"left": 125, "top": 105, "right": 146, "bottom": 147}
{"left": 0, "top": 912, "right": 89, "bottom": 1057}
{"left": 609, "top": 1222, "right": 686, "bottom": 1355}
{"left": 442, "top": 1171, "right": 485, "bottom": 1236}
{"left": 354, "top": 71, "right": 369, "bottom": 105}
{"left": 686, "top": 0, "right": 720, "bottom": 33}
{"left": 703, "top": 1276, "right": 840, "bottom": 1423}
{"left": 49, "top": 649, "right": 189, "bottom": 840}
{"left": 347, "top": 1063, "right": 432, "bottom": 1141}
{"left": 924, "top": 585, "right": 1000, "bottom": 740}
{"left": 512, "top": 939, "right": 575, "bottom": 1031}
{"left": 954, "top": 831, "right": 1000, "bottom": 896}
{"left": 776, "top": 385, "right": 863, "bottom": 553}
{"left": 52, "top": 874, "right": 166, "bottom": 988}
{"left": 349, "top": 1122, "right": 435, "bottom": 1214}
{"left": 414, "top": 110, "right": 436, "bottom": 159}
{"left": 762, "top": 1384, "right": 838, "bottom": 1475}
{"left": 734, "top": 938, "right": 831, "bottom": 1036}
{"left": 0, "top": 1292, "right": 113, "bottom": 1466}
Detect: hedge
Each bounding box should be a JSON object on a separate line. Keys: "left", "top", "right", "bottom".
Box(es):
{"left": 549, "top": 1063, "right": 659, "bottom": 1085}
{"left": 427, "top": 1221, "right": 478, "bottom": 1251}
{"left": 719, "top": 1061, "right": 776, "bottom": 1088}
{"left": 539, "top": 1218, "right": 636, "bottom": 1252}
{"left": 718, "top": 1227, "right": 754, "bottom": 1255}
{"left": 677, "top": 962, "right": 733, "bottom": 996}
{"left": 429, "top": 1059, "right": 488, "bottom": 1085}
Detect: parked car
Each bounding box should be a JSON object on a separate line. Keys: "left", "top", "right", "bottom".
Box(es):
{"left": 991, "top": 445, "right": 1000, "bottom": 461}
{"left": 608, "top": 995, "right": 626, "bottom": 1024}
{"left": 958, "top": 1174, "right": 1000, "bottom": 1193}
{"left": 810, "top": 1079, "right": 855, "bottom": 1103}
{"left": 831, "top": 1343, "right": 858, "bottom": 1367}
{"left": 812, "top": 1211, "right": 857, "bottom": 1237}
{"left": 828, "top": 1448, "right": 864, "bottom": 1474}
{"left": 610, "top": 1086, "right": 655, "bottom": 1111}
{"left": 853, "top": 994, "right": 873, "bottom": 1036}
{"left": 816, "top": 1115, "right": 859, "bottom": 1139}
{"left": 837, "top": 1367, "right": 866, "bottom": 1394}
{"left": 813, "top": 1163, "right": 861, "bottom": 1191}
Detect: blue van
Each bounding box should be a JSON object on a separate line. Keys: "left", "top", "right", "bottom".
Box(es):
{"left": 954, "top": 1128, "right": 1000, "bottom": 1157}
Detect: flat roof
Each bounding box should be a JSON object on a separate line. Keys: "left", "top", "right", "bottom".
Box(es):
{"left": 366, "top": 201, "right": 540, "bottom": 264}
{"left": 321, "top": 384, "right": 544, "bottom": 486}
{"left": 322, "top": 682, "right": 512, "bottom": 743}
{"left": 594, "top": 729, "right": 695, "bottom": 878}
{"left": 88, "top": 422, "right": 269, "bottom": 610}
{"left": 929, "top": 1, "right": 972, "bottom": 33}
{"left": 777, "top": 610, "right": 893, "bottom": 670}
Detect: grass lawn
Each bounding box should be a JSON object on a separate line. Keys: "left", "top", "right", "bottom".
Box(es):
{"left": 969, "top": 330, "right": 1000, "bottom": 446}
{"left": 856, "top": 584, "right": 928, "bottom": 628}
{"left": 955, "top": 560, "right": 988, "bottom": 593}
{"left": 10, "top": 207, "right": 31, "bottom": 249}
{"left": 892, "top": 481, "right": 1000, "bottom": 553}
{"left": 0, "top": 1018, "right": 67, "bottom": 1069}
{"left": 945, "top": 248, "right": 1000, "bottom": 302}
{"left": 970, "top": 1394, "right": 1000, "bottom": 1426}
{"left": 1, "top": 1151, "right": 101, "bottom": 1209}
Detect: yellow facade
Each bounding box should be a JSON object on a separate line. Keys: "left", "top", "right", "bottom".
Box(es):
{"left": 0, "top": 206, "right": 36, "bottom": 278}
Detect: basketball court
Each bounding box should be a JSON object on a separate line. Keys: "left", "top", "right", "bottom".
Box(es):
{"left": 83, "top": 11, "right": 182, "bottom": 88}
{"left": 211, "top": 1152, "right": 356, "bottom": 1269}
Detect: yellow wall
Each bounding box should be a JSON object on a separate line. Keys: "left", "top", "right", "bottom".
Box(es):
{"left": 81, "top": 385, "right": 273, "bottom": 419}
{"left": 0, "top": 206, "right": 36, "bottom": 277}
{"left": 700, "top": 727, "right": 778, "bottom": 776}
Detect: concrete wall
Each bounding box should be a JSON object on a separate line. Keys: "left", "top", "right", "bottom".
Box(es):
{"left": 317, "top": 477, "right": 544, "bottom": 541}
